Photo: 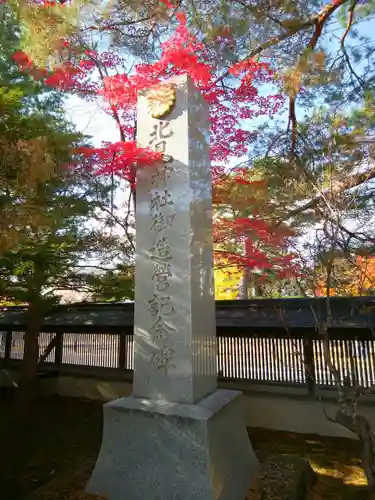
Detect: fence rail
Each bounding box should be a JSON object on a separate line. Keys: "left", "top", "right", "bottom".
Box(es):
{"left": 1, "top": 329, "right": 374, "bottom": 394}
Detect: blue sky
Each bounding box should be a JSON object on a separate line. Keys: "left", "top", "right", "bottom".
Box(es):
{"left": 65, "top": 94, "right": 119, "bottom": 147}
{"left": 60, "top": 7, "right": 375, "bottom": 290}
{"left": 66, "top": 12, "right": 374, "bottom": 147}
{"left": 65, "top": 11, "right": 375, "bottom": 224}
{"left": 64, "top": 13, "right": 375, "bottom": 263}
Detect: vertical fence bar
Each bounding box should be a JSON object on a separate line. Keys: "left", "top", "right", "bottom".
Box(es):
{"left": 352, "top": 338, "right": 361, "bottom": 387}
{"left": 244, "top": 336, "right": 250, "bottom": 380}
{"left": 286, "top": 338, "right": 293, "bottom": 382}
{"left": 346, "top": 339, "right": 355, "bottom": 386}
{"left": 5, "top": 320, "right": 375, "bottom": 390}
{"left": 54, "top": 331, "right": 63, "bottom": 365}
{"left": 368, "top": 341, "right": 375, "bottom": 386}
{"left": 119, "top": 332, "right": 126, "bottom": 370}
{"left": 269, "top": 337, "right": 276, "bottom": 382}
{"left": 4, "top": 330, "right": 12, "bottom": 359}
{"left": 217, "top": 337, "right": 222, "bottom": 377}
{"left": 363, "top": 340, "right": 371, "bottom": 387}
{"left": 303, "top": 335, "right": 316, "bottom": 395}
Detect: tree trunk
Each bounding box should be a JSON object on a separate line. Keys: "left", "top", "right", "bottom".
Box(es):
{"left": 335, "top": 409, "right": 375, "bottom": 490}
{"left": 38, "top": 334, "right": 57, "bottom": 364}
{"left": 17, "top": 306, "right": 42, "bottom": 413}
{"left": 238, "top": 268, "right": 249, "bottom": 299}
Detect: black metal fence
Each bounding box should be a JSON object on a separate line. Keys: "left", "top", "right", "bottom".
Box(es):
{"left": 1, "top": 327, "right": 374, "bottom": 394}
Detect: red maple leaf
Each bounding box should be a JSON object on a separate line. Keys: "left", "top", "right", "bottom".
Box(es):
{"left": 14, "top": 4, "right": 296, "bottom": 284}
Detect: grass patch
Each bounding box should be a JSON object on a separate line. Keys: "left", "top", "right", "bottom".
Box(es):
{"left": 0, "top": 396, "right": 371, "bottom": 499}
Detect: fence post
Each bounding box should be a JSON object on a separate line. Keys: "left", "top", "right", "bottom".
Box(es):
{"left": 54, "top": 331, "right": 63, "bottom": 365}
{"left": 303, "top": 334, "right": 316, "bottom": 395}
{"left": 4, "top": 330, "right": 12, "bottom": 359}
{"left": 217, "top": 335, "right": 224, "bottom": 378}
{"left": 118, "top": 332, "right": 127, "bottom": 370}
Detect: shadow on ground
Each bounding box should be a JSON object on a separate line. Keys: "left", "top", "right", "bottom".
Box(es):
{"left": 0, "top": 397, "right": 372, "bottom": 499}
{"left": 249, "top": 427, "right": 371, "bottom": 499}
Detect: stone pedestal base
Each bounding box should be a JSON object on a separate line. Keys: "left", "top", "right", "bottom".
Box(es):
{"left": 86, "top": 389, "right": 258, "bottom": 500}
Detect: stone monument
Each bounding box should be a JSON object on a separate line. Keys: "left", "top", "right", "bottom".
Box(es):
{"left": 86, "top": 74, "right": 258, "bottom": 500}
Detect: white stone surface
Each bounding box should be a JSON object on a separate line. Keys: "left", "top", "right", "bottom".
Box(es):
{"left": 86, "top": 390, "right": 258, "bottom": 500}
{"left": 133, "top": 74, "right": 217, "bottom": 404}
{"left": 86, "top": 76, "right": 257, "bottom": 500}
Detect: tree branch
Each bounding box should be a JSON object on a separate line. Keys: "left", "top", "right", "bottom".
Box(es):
{"left": 280, "top": 163, "right": 375, "bottom": 223}
{"left": 81, "top": 16, "right": 151, "bottom": 33}
{"left": 287, "top": 0, "right": 345, "bottom": 156}
{"left": 340, "top": 0, "right": 364, "bottom": 87}
{"left": 215, "top": 0, "right": 349, "bottom": 84}
{"left": 38, "top": 335, "right": 57, "bottom": 365}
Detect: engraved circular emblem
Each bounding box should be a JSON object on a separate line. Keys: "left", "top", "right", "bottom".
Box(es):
{"left": 146, "top": 84, "right": 176, "bottom": 119}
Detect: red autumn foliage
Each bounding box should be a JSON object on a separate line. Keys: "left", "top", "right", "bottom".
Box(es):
{"left": 76, "top": 142, "right": 164, "bottom": 187}
{"left": 15, "top": 12, "right": 282, "bottom": 168}
{"left": 28, "top": 0, "right": 71, "bottom": 5}
{"left": 213, "top": 214, "right": 298, "bottom": 280}
{"left": 13, "top": 3, "right": 297, "bottom": 282}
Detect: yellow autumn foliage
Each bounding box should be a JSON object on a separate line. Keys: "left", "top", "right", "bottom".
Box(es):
{"left": 213, "top": 175, "right": 268, "bottom": 211}
{"left": 316, "top": 256, "right": 375, "bottom": 296}
{"left": 16, "top": 0, "right": 86, "bottom": 68}
{"left": 214, "top": 263, "right": 242, "bottom": 300}
{"left": 0, "top": 136, "right": 59, "bottom": 252}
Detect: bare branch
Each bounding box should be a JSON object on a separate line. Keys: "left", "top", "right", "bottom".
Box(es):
{"left": 280, "top": 163, "right": 375, "bottom": 223}
{"left": 340, "top": 0, "right": 364, "bottom": 87}
{"left": 215, "top": 0, "right": 349, "bottom": 84}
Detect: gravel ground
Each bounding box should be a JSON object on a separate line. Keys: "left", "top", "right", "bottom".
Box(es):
{"left": 0, "top": 397, "right": 368, "bottom": 500}
{"left": 26, "top": 450, "right": 314, "bottom": 500}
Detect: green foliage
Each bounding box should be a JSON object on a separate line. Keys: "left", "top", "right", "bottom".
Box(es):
{"left": 6, "top": 0, "right": 89, "bottom": 68}
{"left": 0, "top": 161, "right": 107, "bottom": 307}
{"left": 89, "top": 265, "right": 134, "bottom": 302}
{"left": 3, "top": 0, "right": 373, "bottom": 304}
{"left": 0, "top": 6, "right": 120, "bottom": 309}
{"left": 0, "top": 6, "right": 82, "bottom": 252}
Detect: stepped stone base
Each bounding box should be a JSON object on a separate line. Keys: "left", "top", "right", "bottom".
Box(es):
{"left": 86, "top": 389, "right": 258, "bottom": 500}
